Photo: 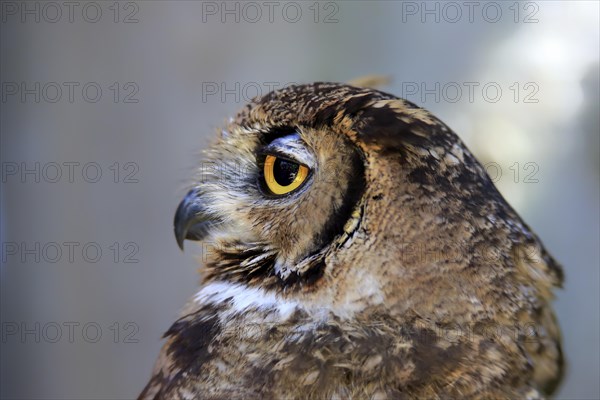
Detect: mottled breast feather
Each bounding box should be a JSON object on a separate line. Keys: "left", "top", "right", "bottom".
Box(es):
{"left": 140, "top": 82, "right": 563, "bottom": 400}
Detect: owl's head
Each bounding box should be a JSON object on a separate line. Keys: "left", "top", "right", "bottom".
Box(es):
{"left": 174, "top": 82, "right": 561, "bottom": 312}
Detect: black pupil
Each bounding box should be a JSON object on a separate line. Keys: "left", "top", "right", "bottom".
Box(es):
{"left": 273, "top": 158, "right": 299, "bottom": 186}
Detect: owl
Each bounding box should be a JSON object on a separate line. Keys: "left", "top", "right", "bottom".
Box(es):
{"left": 139, "top": 82, "right": 563, "bottom": 399}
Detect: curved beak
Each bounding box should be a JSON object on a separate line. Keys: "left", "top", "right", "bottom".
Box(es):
{"left": 173, "top": 189, "right": 216, "bottom": 250}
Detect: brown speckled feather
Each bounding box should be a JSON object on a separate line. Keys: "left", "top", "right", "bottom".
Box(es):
{"left": 140, "top": 83, "right": 563, "bottom": 399}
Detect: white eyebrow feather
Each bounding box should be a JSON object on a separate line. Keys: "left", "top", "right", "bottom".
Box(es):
{"left": 263, "top": 134, "right": 315, "bottom": 168}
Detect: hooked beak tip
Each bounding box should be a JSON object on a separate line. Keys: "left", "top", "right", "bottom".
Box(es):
{"left": 174, "top": 189, "right": 205, "bottom": 251}
{"left": 175, "top": 227, "right": 186, "bottom": 251}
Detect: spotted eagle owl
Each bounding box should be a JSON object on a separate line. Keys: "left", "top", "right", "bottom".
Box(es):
{"left": 139, "top": 83, "right": 563, "bottom": 399}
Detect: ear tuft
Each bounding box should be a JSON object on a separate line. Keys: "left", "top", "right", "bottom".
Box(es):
{"left": 347, "top": 75, "right": 392, "bottom": 89}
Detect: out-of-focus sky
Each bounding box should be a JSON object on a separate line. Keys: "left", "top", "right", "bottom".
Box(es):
{"left": 1, "top": 1, "right": 598, "bottom": 399}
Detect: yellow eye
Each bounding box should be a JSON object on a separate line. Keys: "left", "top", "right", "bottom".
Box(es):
{"left": 263, "top": 155, "right": 309, "bottom": 195}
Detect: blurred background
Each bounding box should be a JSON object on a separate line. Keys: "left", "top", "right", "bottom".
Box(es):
{"left": 1, "top": 1, "right": 598, "bottom": 399}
